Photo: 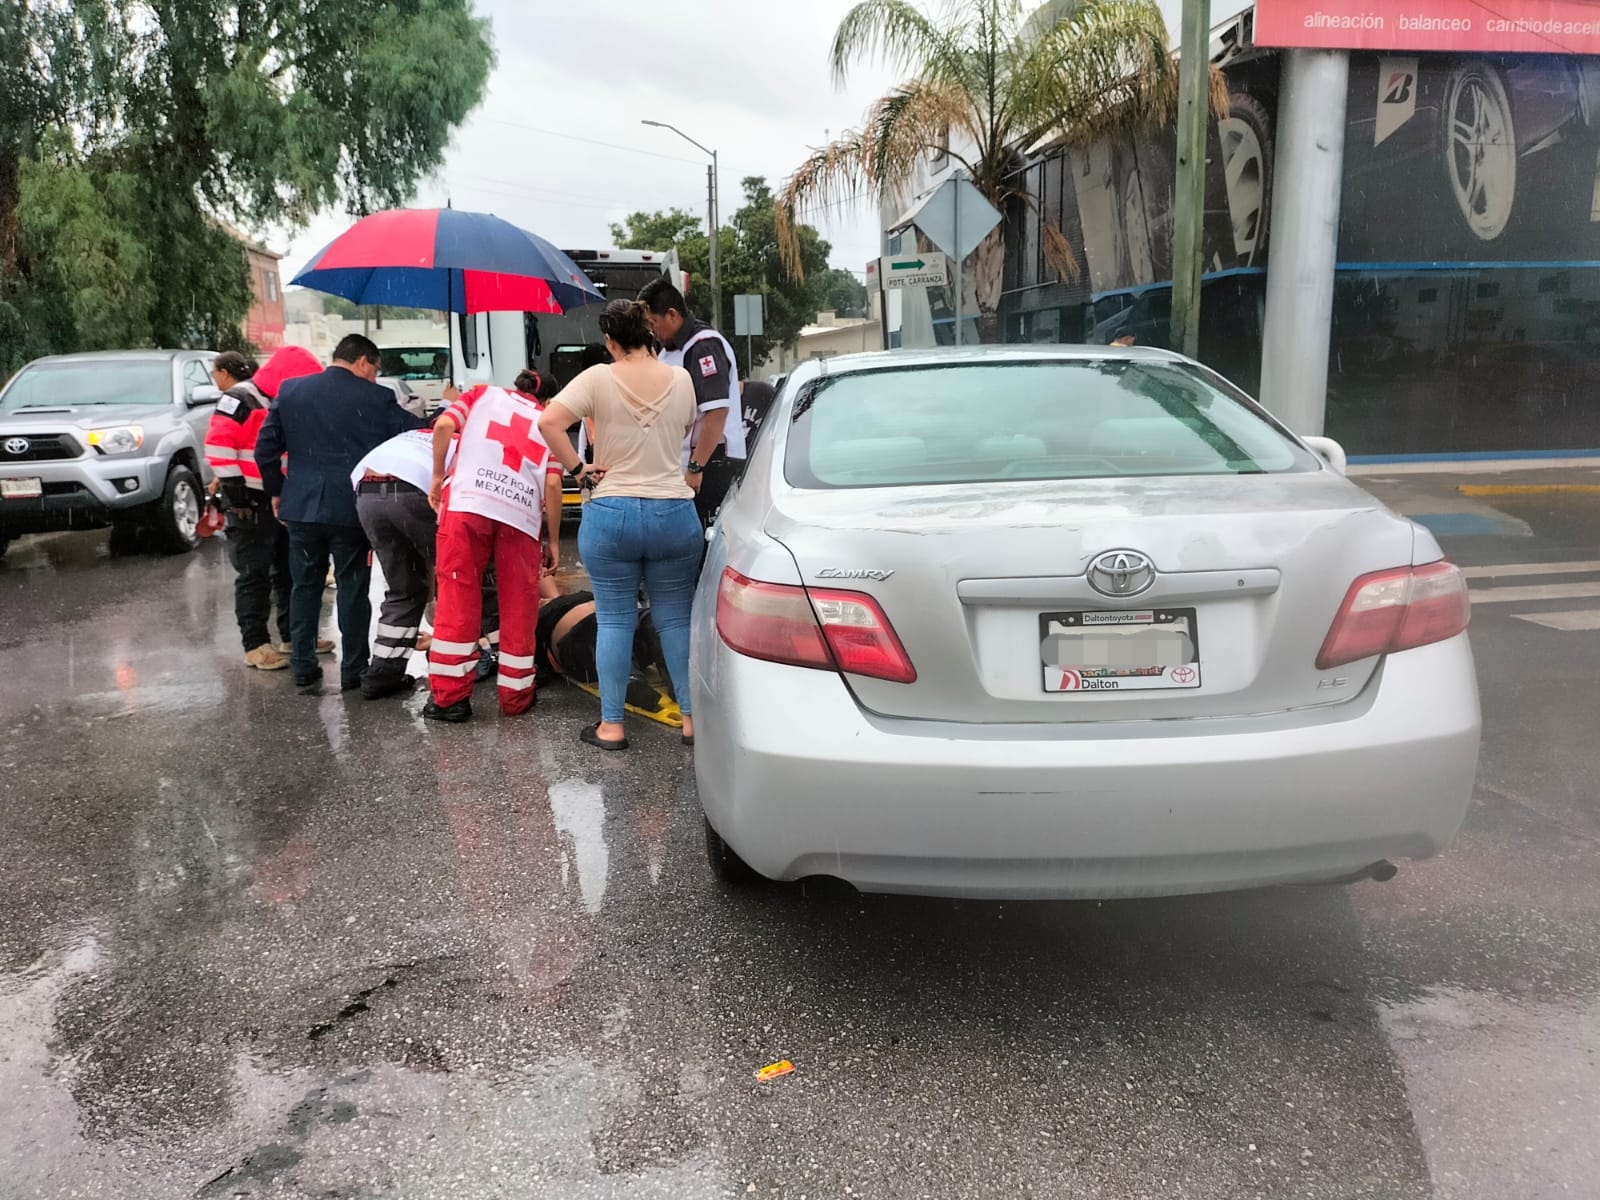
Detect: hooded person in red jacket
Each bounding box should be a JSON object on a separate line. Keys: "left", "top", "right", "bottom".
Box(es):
{"left": 204, "top": 345, "right": 325, "bottom": 670}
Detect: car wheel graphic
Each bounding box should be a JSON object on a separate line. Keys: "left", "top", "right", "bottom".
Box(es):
{"left": 1219, "top": 93, "right": 1274, "bottom": 266}
{"left": 1121, "top": 167, "right": 1155, "bottom": 284}
{"left": 1443, "top": 63, "right": 1517, "bottom": 241}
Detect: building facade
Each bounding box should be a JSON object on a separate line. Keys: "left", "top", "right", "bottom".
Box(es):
{"left": 987, "top": 8, "right": 1600, "bottom": 457}
{"left": 242, "top": 242, "right": 286, "bottom": 351}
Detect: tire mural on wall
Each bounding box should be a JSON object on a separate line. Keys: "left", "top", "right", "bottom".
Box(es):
{"left": 1061, "top": 48, "right": 1600, "bottom": 454}
{"left": 1442, "top": 63, "right": 1518, "bottom": 241}
{"left": 1219, "top": 93, "right": 1274, "bottom": 267}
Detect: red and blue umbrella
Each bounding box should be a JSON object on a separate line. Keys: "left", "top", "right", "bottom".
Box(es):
{"left": 290, "top": 208, "right": 603, "bottom": 314}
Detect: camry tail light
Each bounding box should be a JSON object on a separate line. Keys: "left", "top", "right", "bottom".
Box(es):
{"left": 716, "top": 568, "right": 917, "bottom": 684}
{"left": 1317, "top": 560, "right": 1471, "bottom": 669}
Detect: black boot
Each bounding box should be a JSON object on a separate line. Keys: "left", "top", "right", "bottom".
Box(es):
{"left": 361, "top": 664, "right": 416, "bottom": 700}
{"left": 423, "top": 697, "right": 472, "bottom": 723}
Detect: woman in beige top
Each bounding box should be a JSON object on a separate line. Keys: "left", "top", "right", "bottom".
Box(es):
{"left": 539, "top": 300, "right": 700, "bottom": 751}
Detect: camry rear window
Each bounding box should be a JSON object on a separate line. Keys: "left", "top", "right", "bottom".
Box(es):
{"left": 1, "top": 361, "right": 172, "bottom": 410}
{"left": 785, "top": 360, "right": 1318, "bottom": 489}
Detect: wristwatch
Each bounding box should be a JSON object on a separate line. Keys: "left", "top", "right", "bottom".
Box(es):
{"left": 686, "top": 460, "right": 706, "bottom": 475}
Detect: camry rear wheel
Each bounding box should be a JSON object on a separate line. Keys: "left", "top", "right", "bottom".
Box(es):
{"left": 704, "top": 817, "right": 764, "bottom": 888}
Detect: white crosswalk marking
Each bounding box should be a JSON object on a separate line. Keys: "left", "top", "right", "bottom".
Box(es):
{"left": 1466, "top": 559, "right": 1600, "bottom": 629}
{"left": 1512, "top": 610, "right": 1600, "bottom": 631}
{"left": 1470, "top": 581, "right": 1600, "bottom": 605}
{"left": 1461, "top": 560, "right": 1600, "bottom": 579}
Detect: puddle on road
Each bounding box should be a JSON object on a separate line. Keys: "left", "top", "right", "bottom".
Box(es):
{"left": 192, "top": 1052, "right": 728, "bottom": 1198}
{"left": 550, "top": 779, "right": 609, "bottom": 914}
{"left": 0, "top": 932, "right": 728, "bottom": 1198}
{"left": 0, "top": 932, "right": 151, "bottom": 1196}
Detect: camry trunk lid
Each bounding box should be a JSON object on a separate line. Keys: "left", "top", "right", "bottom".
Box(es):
{"left": 765, "top": 473, "right": 1416, "bottom": 723}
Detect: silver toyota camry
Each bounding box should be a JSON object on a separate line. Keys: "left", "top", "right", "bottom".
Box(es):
{"left": 690, "top": 346, "right": 1481, "bottom": 899}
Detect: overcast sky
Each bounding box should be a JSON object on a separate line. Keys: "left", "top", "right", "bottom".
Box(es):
{"left": 278, "top": 0, "right": 1248, "bottom": 285}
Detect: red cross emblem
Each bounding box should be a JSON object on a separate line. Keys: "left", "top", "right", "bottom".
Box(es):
{"left": 484, "top": 411, "right": 545, "bottom": 472}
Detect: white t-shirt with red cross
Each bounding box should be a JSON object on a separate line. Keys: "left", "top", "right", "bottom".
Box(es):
{"left": 441, "top": 385, "right": 562, "bottom": 541}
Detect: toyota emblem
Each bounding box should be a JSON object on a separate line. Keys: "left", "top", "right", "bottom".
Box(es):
{"left": 2, "top": 437, "right": 29, "bottom": 456}
{"left": 1087, "top": 549, "right": 1156, "bottom": 597}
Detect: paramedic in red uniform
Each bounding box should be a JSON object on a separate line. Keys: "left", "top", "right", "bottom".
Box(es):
{"left": 423, "top": 381, "right": 564, "bottom": 723}
{"left": 204, "top": 346, "right": 327, "bottom": 671}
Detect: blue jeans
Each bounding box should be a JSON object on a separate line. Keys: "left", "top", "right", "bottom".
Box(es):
{"left": 577, "top": 496, "right": 701, "bottom": 724}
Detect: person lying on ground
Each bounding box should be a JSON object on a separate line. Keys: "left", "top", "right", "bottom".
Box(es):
{"left": 534, "top": 572, "right": 684, "bottom": 725}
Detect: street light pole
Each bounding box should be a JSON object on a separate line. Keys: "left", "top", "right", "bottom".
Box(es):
{"left": 642, "top": 120, "right": 722, "bottom": 330}
{"left": 710, "top": 149, "right": 720, "bottom": 332}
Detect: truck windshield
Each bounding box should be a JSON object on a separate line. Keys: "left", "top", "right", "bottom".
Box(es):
{"left": 1, "top": 361, "right": 172, "bottom": 410}
{"left": 378, "top": 348, "right": 448, "bottom": 380}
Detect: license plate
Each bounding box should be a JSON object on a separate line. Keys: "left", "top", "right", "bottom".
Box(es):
{"left": 0, "top": 477, "right": 42, "bottom": 499}
{"left": 1040, "top": 608, "right": 1201, "bottom": 692}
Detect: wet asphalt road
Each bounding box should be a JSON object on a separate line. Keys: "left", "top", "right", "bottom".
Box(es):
{"left": 1, "top": 487, "right": 1597, "bottom": 1200}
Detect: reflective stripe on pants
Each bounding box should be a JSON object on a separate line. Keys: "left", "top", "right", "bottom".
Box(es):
{"left": 429, "top": 509, "right": 540, "bottom": 713}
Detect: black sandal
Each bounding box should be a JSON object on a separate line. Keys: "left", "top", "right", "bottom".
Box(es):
{"left": 580, "top": 722, "right": 628, "bottom": 752}
{"left": 681, "top": 731, "right": 695, "bottom": 746}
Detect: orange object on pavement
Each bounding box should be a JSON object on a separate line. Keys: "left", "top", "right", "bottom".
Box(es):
{"left": 755, "top": 1060, "right": 795, "bottom": 1082}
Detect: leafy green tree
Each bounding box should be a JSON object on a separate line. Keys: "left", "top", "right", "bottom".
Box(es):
{"left": 1, "top": 0, "right": 493, "bottom": 369}
{"left": 817, "top": 267, "right": 869, "bottom": 318}
{"left": 721, "top": 178, "right": 831, "bottom": 370}
{"left": 776, "top": 0, "right": 1214, "bottom": 342}
{"left": 609, "top": 209, "right": 704, "bottom": 252}
{"left": 612, "top": 179, "right": 832, "bottom": 371}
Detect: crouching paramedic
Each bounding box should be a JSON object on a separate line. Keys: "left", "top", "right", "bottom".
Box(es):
{"left": 424, "top": 383, "right": 564, "bottom": 723}
{"left": 349, "top": 426, "right": 443, "bottom": 700}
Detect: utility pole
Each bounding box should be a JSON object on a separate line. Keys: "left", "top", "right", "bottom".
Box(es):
{"left": 952, "top": 183, "right": 963, "bottom": 346}
{"left": 643, "top": 120, "right": 721, "bottom": 330}
{"left": 1170, "top": 0, "right": 1211, "bottom": 359}
{"left": 708, "top": 152, "right": 721, "bottom": 330}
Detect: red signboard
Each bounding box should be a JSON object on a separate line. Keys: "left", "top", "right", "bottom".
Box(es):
{"left": 1255, "top": 0, "right": 1600, "bottom": 55}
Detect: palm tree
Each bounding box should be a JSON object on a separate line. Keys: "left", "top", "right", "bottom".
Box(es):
{"left": 777, "top": 0, "right": 1218, "bottom": 343}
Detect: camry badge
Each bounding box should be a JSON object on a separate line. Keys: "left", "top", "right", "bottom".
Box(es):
{"left": 817, "top": 567, "right": 895, "bottom": 582}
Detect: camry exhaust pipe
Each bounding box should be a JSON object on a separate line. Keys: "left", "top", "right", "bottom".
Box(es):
{"left": 1304, "top": 859, "right": 1399, "bottom": 887}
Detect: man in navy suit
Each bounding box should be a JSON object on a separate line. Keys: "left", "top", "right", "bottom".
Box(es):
{"left": 258, "top": 334, "right": 423, "bottom": 691}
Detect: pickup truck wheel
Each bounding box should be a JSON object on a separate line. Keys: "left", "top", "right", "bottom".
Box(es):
{"left": 151, "top": 465, "right": 202, "bottom": 554}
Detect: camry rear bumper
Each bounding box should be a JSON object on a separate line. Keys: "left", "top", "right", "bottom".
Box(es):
{"left": 691, "top": 636, "right": 1481, "bottom": 899}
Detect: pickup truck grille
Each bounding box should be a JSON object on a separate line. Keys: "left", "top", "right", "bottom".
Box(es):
{"left": 0, "top": 433, "right": 82, "bottom": 462}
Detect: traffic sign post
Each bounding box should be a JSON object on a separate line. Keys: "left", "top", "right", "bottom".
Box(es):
{"left": 733, "top": 293, "right": 764, "bottom": 375}
{"left": 894, "top": 177, "right": 1000, "bottom": 345}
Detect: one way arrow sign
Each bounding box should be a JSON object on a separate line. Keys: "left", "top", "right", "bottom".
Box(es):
{"left": 877, "top": 252, "right": 948, "bottom": 291}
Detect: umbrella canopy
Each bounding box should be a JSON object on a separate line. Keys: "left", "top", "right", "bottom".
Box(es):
{"left": 291, "top": 208, "right": 603, "bottom": 314}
